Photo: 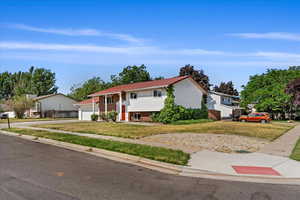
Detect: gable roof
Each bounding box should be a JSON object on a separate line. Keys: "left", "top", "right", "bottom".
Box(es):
{"left": 75, "top": 97, "right": 99, "bottom": 105}
{"left": 89, "top": 76, "right": 206, "bottom": 97}
{"left": 33, "top": 93, "right": 77, "bottom": 102}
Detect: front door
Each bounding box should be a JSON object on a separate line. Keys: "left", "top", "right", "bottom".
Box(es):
{"left": 121, "top": 105, "right": 126, "bottom": 121}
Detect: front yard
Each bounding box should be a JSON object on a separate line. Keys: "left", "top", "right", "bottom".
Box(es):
{"left": 34, "top": 121, "right": 295, "bottom": 141}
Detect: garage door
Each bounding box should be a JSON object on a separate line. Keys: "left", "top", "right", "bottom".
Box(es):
{"left": 79, "top": 105, "right": 98, "bottom": 120}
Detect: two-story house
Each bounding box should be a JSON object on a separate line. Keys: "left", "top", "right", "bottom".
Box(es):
{"left": 207, "top": 91, "right": 240, "bottom": 119}
{"left": 76, "top": 76, "right": 207, "bottom": 121}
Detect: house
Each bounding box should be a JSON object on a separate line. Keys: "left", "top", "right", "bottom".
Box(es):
{"left": 207, "top": 91, "right": 240, "bottom": 119}
{"left": 28, "top": 94, "right": 78, "bottom": 118}
{"left": 76, "top": 76, "right": 207, "bottom": 121}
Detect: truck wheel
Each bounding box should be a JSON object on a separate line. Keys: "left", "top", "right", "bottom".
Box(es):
{"left": 261, "top": 120, "right": 266, "bottom": 124}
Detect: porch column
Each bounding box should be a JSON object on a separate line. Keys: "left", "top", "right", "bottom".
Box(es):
{"left": 105, "top": 94, "right": 108, "bottom": 114}
{"left": 92, "top": 97, "right": 95, "bottom": 114}
{"left": 119, "top": 92, "right": 122, "bottom": 121}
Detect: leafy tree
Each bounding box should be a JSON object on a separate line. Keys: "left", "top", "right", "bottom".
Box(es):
{"left": 0, "top": 72, "right": 14, "bottom": 100}
{"left": 111, "top": 65, "right": 151, "bottom": 85}
{"left": 0, "top": 66, "right": 58, "bottom": 99}
{"left": 179, "top": 64, "right": 210, "bottom": 91}
{"left": 213, "top": 81, "right": 239, "bottom": 96}
{"left": 8, "top": 95, "right": 34, "bottom": 119}
{"left": 289, "top": 66, "right": 300, "bottom": 71}
{"left": 69, "top": 77, "right": 109, "bottom": 101}
{"left": 241, "top": 68, "right": 300, "bottom": 119}
{"left": 285, "top": 78, "right": 300, "bottom": 105}
{"left": 31, "top": 67, "right": 58, "bottom": 96}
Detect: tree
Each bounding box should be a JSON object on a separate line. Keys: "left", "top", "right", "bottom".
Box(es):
{"left": 285, "top": 78, "right": 300, "bottom": 105}
{"left": 213, "top": 81, "right": 239, "bottom": 96}
{"left": 69, "top": 77, "right": 109, "bottom": 101}
{"left": 179, "top": 64, "right": 210, "bottom": 91}
{"left": 0, "top": 66, "right": 58, "bottom": 100}
{"left": 111, "top": 65, "right": 151, "bottom": 85}
{"left": 241, "top": 68, "right": 300, "bottom": 119}
{"left": 8, "top": 95, "right": 34, "bottom": 119}
{"left": 31, "top": 67, "right": 58, "bottom": 96}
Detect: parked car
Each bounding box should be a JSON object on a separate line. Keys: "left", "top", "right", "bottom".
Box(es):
{"left": 239, "top": 113, "right": 271, "bottom": 123}
{"left": 0, "top": 113, "right": 8, "bottom": 119}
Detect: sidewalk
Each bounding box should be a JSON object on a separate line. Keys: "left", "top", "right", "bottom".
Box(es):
{"left": 259, "top": 124, "right": 300, "bottom": 157}
{"left": 186, "top": 150, "right": 300, "bottom": 178}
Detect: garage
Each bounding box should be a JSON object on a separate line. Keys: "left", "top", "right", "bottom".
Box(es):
{"left": 75, "top": 98, "right": 99, "bottom": 121}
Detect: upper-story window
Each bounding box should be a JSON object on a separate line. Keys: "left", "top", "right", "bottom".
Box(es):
{"left": 130, "top": 93, "right": 137, "bottom": 99}
{"left": 107, "top": 97, "right": 113, "bottom": 104}
{"left": 153, "top": 90, "right": 162, "bottom": 97}
{"left": 221, "top": 96, "right": 232, "bottom": 105}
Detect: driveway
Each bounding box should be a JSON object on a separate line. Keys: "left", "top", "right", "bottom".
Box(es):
{"left": 1, "top": 134, "right": 300, "bottom": 200}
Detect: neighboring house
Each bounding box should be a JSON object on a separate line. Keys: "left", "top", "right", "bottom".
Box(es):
{"left": 28, "top": 94, "right": 78, "bottom": 118}
{"left": 207, "top": 91, "right": 240, "bottom": 119}
{"left": 76, "top": 76, "right": 207, "bottom": 121}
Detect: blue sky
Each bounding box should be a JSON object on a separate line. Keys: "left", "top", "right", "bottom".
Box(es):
{"left": 1, "top": 0, "right": 300, "bottom": 93}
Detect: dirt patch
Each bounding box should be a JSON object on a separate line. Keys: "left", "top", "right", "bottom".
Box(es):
{"left": 140, "top": 133, "right": 269, "bottom": 153}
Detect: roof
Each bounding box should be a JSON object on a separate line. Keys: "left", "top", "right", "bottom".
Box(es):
{"left": 89, "top": 76, "right": 203, "bottom": 97}
{"left": 76, "top": 98, "right": 99, "bottom": 105}
{"left": 33, "top": 93, "right": 77, "bottom": 102}
{"left": 209, "top": 91, "right": 239, "bottom": 98}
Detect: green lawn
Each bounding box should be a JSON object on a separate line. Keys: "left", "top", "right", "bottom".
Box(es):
{"left": 170, "top": 119, "right": 213, "bottom": 125}
{"left": 0, "top": 118, "right": 76, "bottom": 124}
{"left": 290, "top": 138, "right": 300, "bottom": 161}
{"left": 3, "top": 128, "right": 190, "bottom": 165}
{"left": 34, "top": 120, "right": 295, "bottom": 140}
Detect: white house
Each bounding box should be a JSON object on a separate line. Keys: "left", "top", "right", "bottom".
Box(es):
{"left": 207, "top": 91, "right": 240, "bottom": 119}
{"left": 29, "top": 94, "right": 78, "bottom": 118}
{"left": 76, "top": 76, "right": 207, "bottom": 121}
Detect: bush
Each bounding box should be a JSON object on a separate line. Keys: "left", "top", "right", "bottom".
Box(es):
{"left": 151, "top": 86, "right": 208, "bottom": 123}
{"left": 8, "top": 95, "right": 33, "bottom": 119}
{"left": 91, "top": 114, "right": 99, "bottom": 121}
{"left": 99, "top": 112, "right": 108, "bottom": 121}
{"left": 108, "top": 111, "right": 118, "bottom": 122}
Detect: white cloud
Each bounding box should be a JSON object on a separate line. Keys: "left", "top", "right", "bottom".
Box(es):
{"left": 7, "top": 24, "right": 145, "bottom": 44}
{"left": 229, "top": 32, "right": 300, "bottom": 41}
{"left": 0, "top": 41, "right": 228, "bottom": 56}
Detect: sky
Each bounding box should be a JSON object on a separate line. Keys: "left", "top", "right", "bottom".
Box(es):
{"left": 1, "top": 0, "right": 300, "bottom": 94}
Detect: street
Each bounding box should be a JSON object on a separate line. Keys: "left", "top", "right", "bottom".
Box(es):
{"left": 0, "top": 134, "right": 299, "bottom": 200}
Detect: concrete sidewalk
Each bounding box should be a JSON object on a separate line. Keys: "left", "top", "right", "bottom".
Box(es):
{"left": 187, "top": 150, "right": 300, "bottom": 178}
{"left": 259, "top": 124, "right": 300, "bottom": 157}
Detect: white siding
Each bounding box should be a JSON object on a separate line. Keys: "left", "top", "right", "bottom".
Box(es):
{"left": 79, "top": 104, "right": 99, "bottom": 120}
{"left": 173, "top": 78, "right": 203, "bottom": 109}
{"left": 38, "top": 95, "right": 77, "bottom": 111}
{"left": 126, "top": 88, "right": 166, "bottom": 112}
{"left": 207, "top": 93, "right": 233, "bottom": 118}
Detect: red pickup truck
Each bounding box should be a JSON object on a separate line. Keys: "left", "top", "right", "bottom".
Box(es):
{"left": 239, "top": 113, "right": 271, "bottom": 123}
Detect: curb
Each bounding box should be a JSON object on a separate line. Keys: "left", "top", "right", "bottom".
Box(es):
{"left": 1, "top": 130, "right": 300, "bottom": 185}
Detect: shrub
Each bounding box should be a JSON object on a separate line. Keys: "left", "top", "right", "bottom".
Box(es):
{"left": 99, "top": 112, "right": 108, "bottom": 121}
{"left": 108, "top": 111, "right": 118, "bottom": 122}
{"left": 91, "top": 114, "right": 99, "bottom": 121}
{"left": 151, "top": 86, "right": 208, "bottom": 123}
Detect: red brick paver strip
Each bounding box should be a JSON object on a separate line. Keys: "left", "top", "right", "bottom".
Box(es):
{"left": 232, "top": 166, "right": 281, "bottom": 176}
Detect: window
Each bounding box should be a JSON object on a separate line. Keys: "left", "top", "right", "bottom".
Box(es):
{"left": 107, "top": 97, "right": 113, "bottom": 104}
{"left": 153, "top": 90, "right": 162, "bottom": 97}
{"left": 133, "top": 113, "right": 141, "bottom": 121}
{"left": 130, "top": 93, "right": 137, "bottom": 99}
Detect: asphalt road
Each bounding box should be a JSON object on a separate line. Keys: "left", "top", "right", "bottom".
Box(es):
{"left": 0, "top": 134, "right": 299, "bottom": 200}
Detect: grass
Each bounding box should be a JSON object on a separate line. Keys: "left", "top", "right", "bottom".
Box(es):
{"left": 170, "top": 119, "right": 213, "bottom": 125}
{"left": 2, "top": 128, "right": 190, "bottom": 165}
{"left": 0, "top": 118, "right": 76, "bottom": 124}
{"left": 34, "top": 120, "right": 295, "bottom": 141}
{"left": 290, "top": 137, "right": 300, "bottom": 161}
